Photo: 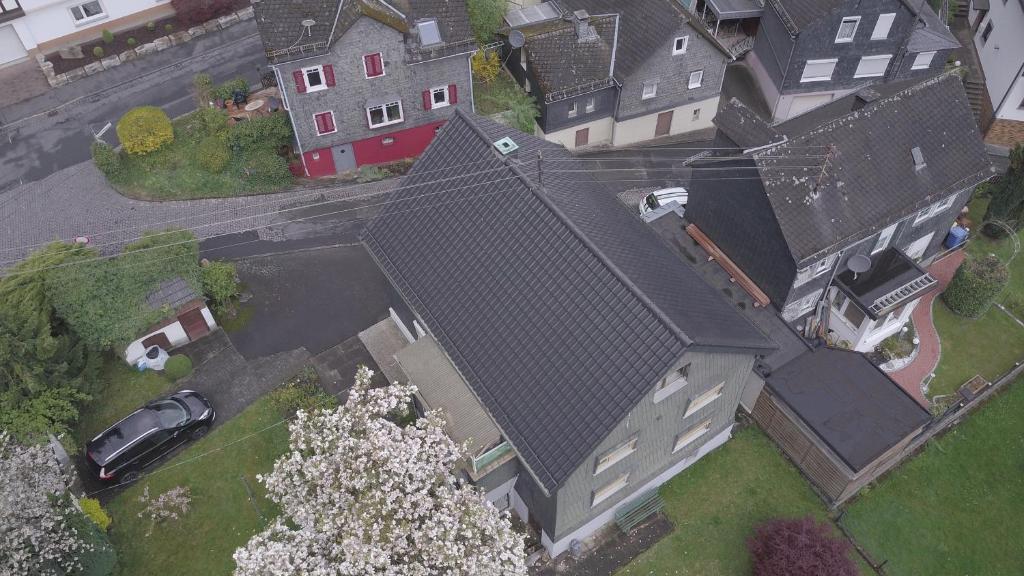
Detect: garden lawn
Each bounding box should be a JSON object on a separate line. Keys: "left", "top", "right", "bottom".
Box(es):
{"left": 927, "top": 196, "right": 1024, "bottom": 399}
{"left": 104, "top": 393, "right": 289, "bottom": 576}
{"left": 473, "top": 73, "right": 522, "bottom": 116}
{"left": 618, "top": 427, "right": 870, "bottom": 576}
{"left": 114, "top": 110, "right": 293, "bottom": 200}
{"left": 842, "top": 377, "right": 1024, "bottom": 576}
{"left": 74, "top": 358, "right": 175, "bottom": 447}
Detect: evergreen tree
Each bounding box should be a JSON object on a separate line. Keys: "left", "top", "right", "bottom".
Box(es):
{"left": 982, "top": 144, "right": 1024, "bottom": 238}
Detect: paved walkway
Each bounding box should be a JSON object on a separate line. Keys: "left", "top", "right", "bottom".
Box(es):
{"left": 0, "top": 60, "right": 51, "bottom": 110}
{"left": 0, "top": 161, "right": 398, "bottom": 268}
{"left": 891, "top": 250, "right": 966, "bottom": 406}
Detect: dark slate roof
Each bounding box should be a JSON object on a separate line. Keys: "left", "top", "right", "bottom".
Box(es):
{"left": 146, "top": 277, "right": 198, "bottom": 312}
{"left": 556, "top": 0, "right": 724, "bottom": 81}
{"left": 255, "top": 0, "right": 473, "bottom": 64}
{"left": 772, "top": 0, "right": 951, "bottom": 40}
{"left": 363, "top": 109, "right": 772, "bottom": 491}
{"left": 713, "top": 98, "right": 781, "bottom": 149}
{"left": 523, "top": 14, "right": 616, "bottom": 96}
{"left": 755, "top": 73, "right": 994, "bottom": 263}
{"left": 766, "top": 347, "right": 931, "bottom": 472}
{"left": 907, "top": 4, "right": 960, "bottom": 52}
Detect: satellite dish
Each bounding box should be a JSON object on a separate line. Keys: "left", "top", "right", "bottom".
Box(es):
{"left": 300, "top": 18, "right": 316, "bottom": 26}
{"left": 509, "top": 30, "right": 526, "bottom": 48}
{"left": 847, "top": 254, "right": 872, "bottom": 279}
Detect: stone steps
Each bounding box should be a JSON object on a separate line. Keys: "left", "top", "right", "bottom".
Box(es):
{"left": 963, "top": 79, "right": 985, "bottom": 122}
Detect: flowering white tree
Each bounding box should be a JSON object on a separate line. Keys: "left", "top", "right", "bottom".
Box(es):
{"left": 233, "top": 367, "right": 527, "bottom": 576}
{"left": 0, "top": 432, "right": 92, "bottom": 575}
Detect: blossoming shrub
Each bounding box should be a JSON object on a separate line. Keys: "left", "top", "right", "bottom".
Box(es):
{"left": 117, "top": 106, "right": 174, "bottom": 155}
{"left": 233, "top": 366, "right": 527, "bottom": 575}
{"left": 80, "top": 497, "right": 112, "bottom": 531}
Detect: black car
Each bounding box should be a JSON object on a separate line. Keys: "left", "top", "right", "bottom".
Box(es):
{"left": 85, "top": 390, "right": 215, "bottom": 483}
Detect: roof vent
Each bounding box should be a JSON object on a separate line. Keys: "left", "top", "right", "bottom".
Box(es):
{"left": 852, "top": 87, "right": 880, "bottom": 110}
{"left": 493, "top": 137, "right": 519, "bottom": 155}
{"left": 911, "top": 146, "right": 926, "bottom": 170}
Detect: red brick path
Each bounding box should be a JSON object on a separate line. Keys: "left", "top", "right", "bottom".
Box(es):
{"left": 890, "top": 250, "right": 966, "bottom": 407}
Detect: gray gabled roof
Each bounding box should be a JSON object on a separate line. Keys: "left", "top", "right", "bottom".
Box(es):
{"left": 772, "top": 0, "right": 954, "bottom": 44}
{"left": 907, "top": 4, "right": 959, "bottom": 52}
{"left": 756, "top": 73, "right": 993, "bottom": 263}
{"left": 363, "top": 109, "right": 772, "bottom": 492}
{"left": 713, "top": 97, "right": 782, "bottom": 148}
{"left": 522, "top": 14, "right": 617, "bottom": 96}
{"left": 145, "top": 277, "right": 199, "bottom": 312}
{"left": 766, "top": 347, "right": 931, "bottom": 472}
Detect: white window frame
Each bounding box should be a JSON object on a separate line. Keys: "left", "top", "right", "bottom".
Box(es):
{"left": 684, "top": 382, "right": 724, "bottom": 418}
{"left": 594, "top": 437, "right": 638, "bottom": 475}
{"left": 914, "top": 193, "right": 958, "bottom": 224}
{"left": 673, "top": 35, "right": 689, "bottom": 55}
{"left": 795, "top": 253, "right": 838, "bottom": 286}
{"left": 800, "top": 59, "right": 838, "bottom": 83}
{"left": 313, "top": 110, "right": 337, "bottom": 136}
{"left": 783, "top": 289, "right": 824, "bottom": 321}
{"left": 871, "top": 13, "right": 895, "bottom": 40}
{"left": 853, "top": 54, "right": 892, "bottom": 78}
{"left": 302, "top": 65, "right": 327, "bottom": 93}
{"left": 363, "top": 52, "right": 385, "bottom": 79}
{"left": 69, "top": 0, "right": 105, "bottom": 25}
{"left": 430, "top": 85, "right": 450, "bottom": 108}
{"left": 585, "top": 97, "right": 595, "bottom": 113}
{"left": 872, "top": 222, "right": 899, "bottom": 254}
{"left": 568, "top": 100, "right": 578, "bottom": 118}
{"left": 835, "top": 16, "right": 861, "bottom": 43}
{"left": 654, "top": 363, "right": 690, "bottom": 404}
{"left": 673, "top": 419, "right": 712, "bottom": 453}
{"left": 592, "top": 473, "right": 629, "bottom": 507}
{"left": 911, "top": 51, "right": 936, "bottom": 70}
{"left": 642, "top": 81, "right": 658, "bottom": 100}
{"left": 366, "top": 100, "right": 404, "bottom": 129}
{"left": 688, "top": 70, "right": 704, "bottom": 89}
{"left": 692, "top": 108, "right": 701, "bottom": 121}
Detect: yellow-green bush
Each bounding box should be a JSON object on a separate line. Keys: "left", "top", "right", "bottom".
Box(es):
{"left": 197, "top": 135, "right": 230, "bottom": 173}
{"left": 472, "top": 50, "right": 501, "bottom": 84}
{"left": 80, "top": 497, "right": 112, "bottom": 532}
{"left": 117, "top": 106, "right": 174, "bottom": 155}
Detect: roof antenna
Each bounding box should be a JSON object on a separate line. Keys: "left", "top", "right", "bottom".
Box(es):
{"left": 812, "top": 144, "right": 837, "bottom": 198}
{"left": 301, "top": 18, "right": 316, "bottom": 37}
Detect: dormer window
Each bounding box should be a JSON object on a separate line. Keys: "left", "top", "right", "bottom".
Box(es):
{"left": 417, "top": 19, "right": 442, "bottom": 47}
{"left": 673, "top": 35, "right": 689, "bottom": 55}
{"left": 835, "top": 16, "right": 860, "bottom": 43}
{"left": 364, "top": 53, "right": 385, "bottom": 78}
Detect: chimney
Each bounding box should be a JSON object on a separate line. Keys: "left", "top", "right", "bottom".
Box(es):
{"left": 573, "top": 9, "right": 597, "bottom": 42}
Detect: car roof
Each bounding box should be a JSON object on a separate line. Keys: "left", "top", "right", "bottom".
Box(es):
{"left": 87, "top": 409, "right": 161, "bottom": 466}
{"left": 653, "top": 187, "right": 687, "bottom": 197}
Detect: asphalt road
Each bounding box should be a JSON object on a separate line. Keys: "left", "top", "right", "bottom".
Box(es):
{"left": 0, "top": 20, "right": 266, "bottom": 193}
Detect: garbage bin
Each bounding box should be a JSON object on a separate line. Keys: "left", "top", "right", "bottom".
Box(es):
{"left": 944, "top": 226, "right": 968, "bottom": 249}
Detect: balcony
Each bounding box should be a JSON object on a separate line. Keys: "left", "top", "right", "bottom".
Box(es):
{"left": 834, "top": 248, "right": 938, "bottom": 320}
{"left": 687, "top": 0, "right": 761, "bottom": 57}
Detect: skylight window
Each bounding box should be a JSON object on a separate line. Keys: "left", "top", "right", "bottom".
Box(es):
{"left": 418, "top": 20, "right": 442, "bottom": 47}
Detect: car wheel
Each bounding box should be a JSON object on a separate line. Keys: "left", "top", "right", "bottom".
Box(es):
{"left": 190, "top": 425, "right": 209, "bottom": 441}
{"left": 120, "top": 470, "right": 142, "bottom": 484}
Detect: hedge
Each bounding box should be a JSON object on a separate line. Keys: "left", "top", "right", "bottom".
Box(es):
{"left": 91, "top": 141, "right": 125, "bottom": 182}
{"left": 942, "top": 255, "right": 1008, "bottom": 318}
{"left": 116, "top": 106, "right": 174, "bottom": 155}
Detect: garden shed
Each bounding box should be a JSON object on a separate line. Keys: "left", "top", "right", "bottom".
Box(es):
{"left": 751, "top": 346, "right": 932, "bottom": 506}
{"left": 124, "top": 277, "right": 216, "bottom": 365}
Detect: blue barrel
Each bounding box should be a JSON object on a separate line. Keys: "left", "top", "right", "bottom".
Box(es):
{"left": 944, "top": 226, "right": 968, "bottom": 249}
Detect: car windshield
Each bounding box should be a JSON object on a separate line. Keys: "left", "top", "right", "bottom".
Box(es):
{"left": 149, "top": 399, "right": 189, "bottom": 428}
{"left": 645, "top": 194, "right": 660, "bottom": 210}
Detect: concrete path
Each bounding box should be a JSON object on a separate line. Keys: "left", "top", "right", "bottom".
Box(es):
{"left": 0, "top": 60, "right": 51, "bottom": 110}
{"left": 891, "top": 250, "right": 966, "bottom": 406}
{"left": 0, "top": 20, "right": 264, "bottom": 193}
{"left": 0, "top": 161, "right": 398, "bottom": 268}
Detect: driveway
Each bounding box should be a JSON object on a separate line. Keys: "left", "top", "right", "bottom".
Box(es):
{"left": 225, "top": 245, "right": 396, "bottom": 359}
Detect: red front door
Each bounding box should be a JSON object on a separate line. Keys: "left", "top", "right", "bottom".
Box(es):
{"left": 655, "top": 111, "right": 673, "bottom": 137}
{"left": 179, "top": 308, "right": 210, "bottom": 341}
{"left": 575, "top": 128, "right": 590, "bottom": 147}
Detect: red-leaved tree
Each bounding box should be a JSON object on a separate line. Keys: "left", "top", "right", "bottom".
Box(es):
{"left": 171, "top": 0, "right": 238, "bottom": 28}
{"left": 747, "top": 516, "right": 858, "bottom": 576}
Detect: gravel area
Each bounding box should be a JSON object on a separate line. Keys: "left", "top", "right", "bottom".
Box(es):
{"left": 0, "top": 161, "right": 399, "bottom": 268}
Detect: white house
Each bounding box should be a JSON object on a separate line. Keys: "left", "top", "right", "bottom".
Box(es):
{"left": 969, "top": 0, "right": 1024, "bottom": 148}
{"left": 124, "top": 277, "right": 217, "bottom": 366}
{"left": 0, "top": 0, "right": 175, "bottom": 67}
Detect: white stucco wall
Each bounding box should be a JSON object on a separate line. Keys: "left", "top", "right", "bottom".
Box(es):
{"left": 973, "top": 0, "right": 1024, "bottom": 119}
{"left": 124, "top": 320, "right": 188, "bottom": 365}
{"left": 12, "top": 0, "right": 170, "bottom": 51}
{"left": 611, "top": 96, "right": 718, "bottom": 146}
{"left": 539, "top": 116, "right": 614, "bottom": 150}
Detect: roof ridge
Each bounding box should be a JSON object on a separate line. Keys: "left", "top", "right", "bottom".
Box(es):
{"left": 452, "top": 109, "right": 696, "bottom": 350}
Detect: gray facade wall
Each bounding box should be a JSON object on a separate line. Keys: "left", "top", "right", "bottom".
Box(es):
{"left": 540, "top": 86, "right": 618, "bottom": 134}
{"left": 549, "top": 349, "right": 756, "bottom": 542}
{"left": 616, "top": 22, "right": 728, "bottom": 122}
{"left": 756, "top": 0, "right": 948, "bottom": 99}
{"left": 275, "top": 17, "right": 473, "bottom": 151}
{"left": 474, "top": 456, "right": 520, "bottom": 493}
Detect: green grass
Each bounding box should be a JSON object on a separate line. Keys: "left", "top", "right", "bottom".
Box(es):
{"left": 843, "top": 377, "right": 1024, "bottom": 576}
{"left": 618, "top": 427, "right": 869, "bottom": 576}
{"left": 114, "top": 111, "right": 294, "bottom": 200}
{"left": 105, "top": 393, "right": 290, "bottom": 576}
{"left": 473, "top": 73, "right": 523, "bottom": 116}
{"left": 75, "top": 358, "right": 175, "bottom": 447}
{"left": 927, "top": 196, "right": 1024, "bottom": 398}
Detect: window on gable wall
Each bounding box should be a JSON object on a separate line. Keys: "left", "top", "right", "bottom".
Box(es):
{"left": 642, "top": 81, "right": 658, "bottom": 100}
{"left": 914, "top": 193, "right": 958, "bottom": 224}
{"left": 871, "top": 13, "right": 895, "bottom": 40}
{"left": 794, "top": 253, "right": 838, "bottom": 286}
{"left": 568, "top": 100, "right": 578, "bottom": 118}
{"left": 654, "top": 363, "right": 690, "bottom": 404}
{"left": 673, "top": 419, "right": 711, "bottom": 453}
{"left": 684, "top": 382, "right": 725, "bottom": 418}
{"left": 367, "top": 100, "right": 403, "bottom": 128}
{"left": 688, "top": 70, "right": 704, "bottom": 89}
{"left": 70, "top": 0, "right": 104, "bottom": 23}
{"left": 911, "top": 51, "right": 936, "bottom": 70}
{"left": 800, "top": 59, "right": 838, "bottom": 82}
{"left": 673, "top": 35, "right": 689, "bottom": 55}
{"left": 594, "top": 437, "right": 638, "bottom": 475}
{"left": 835, "top": 16, "right": 860, "bottom": 43}
{"left": 783, "top": 289, "right": 824, "bottom": 320}
{"left": 313, "top": 111, "right": 336, "bottom": 135}
{"left": 364, "top": 52, "right": 385, "bottom": 78}
{"left": 585, "top": 97, "right": 595, "bottom": 113}
{"left": 981, "top": 21, "right": 993, "bottom": 43}
{"left": 853, "top": 54, "right": 892, "bottom": 78}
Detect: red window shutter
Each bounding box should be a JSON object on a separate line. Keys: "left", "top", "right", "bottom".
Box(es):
{"left": 324, "top": 112, "right": 335, "bottom": 132}
{"left": 314, "top": 113, "right": 326, "bottom": 134}
{"left": 323, "top": 64, "right": 336, "bottom": 87}
{"left": 448, "top": 84, "right": 458, "bottom": 105}
{"left": 364, "top": 53, "right": 382, "bottom": 77}
{"left": 293, "top": 70, "right": 306, "bottom": 94}
{"left": 422, "top": 90, "right": 432, "bottom": 110}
